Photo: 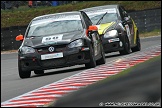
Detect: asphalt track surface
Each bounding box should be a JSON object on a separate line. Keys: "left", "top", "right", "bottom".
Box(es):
{"left": 51, "top": 55, "right": 161, "bottom": 107}
{"left": 1, "top": 36, "right": 161, "bottom": 104}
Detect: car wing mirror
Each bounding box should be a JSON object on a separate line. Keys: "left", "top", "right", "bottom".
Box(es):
{"left": 86, "top": 25, "right": 98, "bottom": 37}
{"left": 16, "top": 34, "right": 24, "bottom": 41}
{"left": 88, "top": 25, "right": 98, "bottom": 31}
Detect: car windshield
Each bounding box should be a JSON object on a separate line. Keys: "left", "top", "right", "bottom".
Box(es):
{"left": 27, "top": 15, "right": 83, "bottom": 37}
{"left": 86, "top": 8, "right": 118, "bottom": 24}
{"left": 90, "top": 13, "right": 118, "bottom": 24}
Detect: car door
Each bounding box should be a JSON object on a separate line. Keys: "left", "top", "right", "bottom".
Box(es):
{"left": 81, "top": 11, "right": 101, "bottom": 56}
{"left": 119, "top": 6, "right": 134, "bottom": 46}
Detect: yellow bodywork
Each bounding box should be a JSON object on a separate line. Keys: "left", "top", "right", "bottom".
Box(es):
{"left": 132, "top": 19, "right": 138, "bottom": 44}
{"left": 96, "top": 22, "right": 115, "bottom": 35}
{"left": 96, "top": 20, "right": 138, "bottom": 45}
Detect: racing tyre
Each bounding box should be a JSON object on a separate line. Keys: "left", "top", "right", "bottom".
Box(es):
{"left": 34, "top": 70, "right": 44, "bottom": 75}
{"left": 96, "top": 45, "right": 106, "bottom": 65}
{"left": 119, "top": 36, "right": 131, "bottom": 55}
{"left": 85, "top": 44, "right": 96, "bottom": 68}
{"left": 131, "top": 32, "right": 141, "bottom": 52}
{"left": 18, "top": 61, "right": 31, "bottom": 78}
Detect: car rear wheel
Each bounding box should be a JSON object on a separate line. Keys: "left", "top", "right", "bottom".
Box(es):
{"left": 119, "top": 36, "right": 131, "bottom": 55}
{"left": 85, "top": 45, "right": 96, "bottom": 68}
{"left": 18, "top": 61, "right": 31, "bottom": 79}
{"left": 131, "top": 32, "right": 141, "bottom": 52}
{"left": 34, "top": 70, "right": 44, "bottom": 75}
{"left": 96, "top": 45, "right": 106, "bottom": 65}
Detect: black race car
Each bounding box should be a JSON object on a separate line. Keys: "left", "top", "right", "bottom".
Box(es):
{"left": 81, "top": 5, "right": 141, "bottom": 54}
{"left": 16, "top": 11, "right": 105, "bottom": 78}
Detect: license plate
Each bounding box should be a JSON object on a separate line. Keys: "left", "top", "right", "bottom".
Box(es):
{"left": 41, "top": 52, "right": 63, "bottom": 60}
{"left": 108, "top": 38, "right": 119, "bottom": 43}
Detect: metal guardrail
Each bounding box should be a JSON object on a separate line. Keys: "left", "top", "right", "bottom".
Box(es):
{"left": 129, "top": 8, "right": 161, "bottom": 32}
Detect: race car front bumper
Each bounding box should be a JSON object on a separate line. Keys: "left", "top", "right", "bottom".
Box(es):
{"left": 18, "top": 47, "right": 91, "bottom": 71}
{"left": 101, "top": 36, "right": 124, "bottom": 53}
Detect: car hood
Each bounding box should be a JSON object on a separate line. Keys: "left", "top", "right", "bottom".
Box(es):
{"left": 95, "top": 21, "right": 117, "bottom": 35}
{"left": 23, "top": 31, "right": 84, "bottom": 48}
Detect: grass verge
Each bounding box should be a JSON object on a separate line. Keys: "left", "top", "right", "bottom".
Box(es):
{"left": 1, "top": 1, "right": 161, "bottom": 28}
{"left": 139, "top": 29, "right": 161, "bottom": 38}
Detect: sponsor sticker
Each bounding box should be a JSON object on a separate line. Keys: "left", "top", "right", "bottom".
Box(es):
{"left": 41, "top": 52, "right": 63, "bottom": 60}
{"left": 125, "top": 24, "right": 131, "bottom": 37}
{"left": 108, "top": 38, "right": 119, "bottom": 43}
{"left": 31, "top": 15, "right": 81, "bottom": 26}
{"left": 52, "top": 15, "right": 81, "bottom": 21}
{"left": 42, "top": 34, "right": 63, "bottom": 43}
{"left": 87, "top": 8, "right": 117, "bottom": 17}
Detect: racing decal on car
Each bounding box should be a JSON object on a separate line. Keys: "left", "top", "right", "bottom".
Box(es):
{"left": 125, "top": 24, "right": 131, "bottom": 42}
{"left": 87, "top": 8, "right": 117, "bottom": 16}
{"left": 96, "top": 22, "right": 115, "bottom": 35}
{"left": 106, "top": 8, "right": 117, "bottom": 13}
{"left": 125, "top": 24, "right": 130, "bottom": 36}
{"left": 42, "top": 34, "right": 63, "bottom": 43}
{"left": 52, "top": 15, "right": 81, "bottom": 21}
{"left": 34, "top": 15, "right": 81, "bottom": 21}
{"left": 41, "top": 52, "right": 63, "bottom": 60}
{"left": 31, "top": 15, "right": 81, "bottom": 26}
{"left": 132, "top": 19, "right": 138, "bottom": 44}
{"left": 108, "top": 38, "right": 120, "bottom": 43}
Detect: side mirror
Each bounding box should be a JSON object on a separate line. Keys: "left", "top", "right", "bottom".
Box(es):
{"left": 16, "top": 34, "right": 24, "bottom": 41}
{"left": 88, "top": 25, "right": 98, "bottom": 31}
{"left": 86, "top": 25, "right": 98, "bottom": 37}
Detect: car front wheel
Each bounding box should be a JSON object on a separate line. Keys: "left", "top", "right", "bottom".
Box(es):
{"left": 96, "top": 45, "right": 106, "bottom": 65}
{"left": 85, "top": 44, "right": 96, "bottom": 68}
{"left": 119, "top": 36, "right": 131, "bottom": 55}
{"left": 18, "top": 61, "right": 31, "bottom": 79}
{"left": 131, "top": 32, "right": 141, "bottom": 52}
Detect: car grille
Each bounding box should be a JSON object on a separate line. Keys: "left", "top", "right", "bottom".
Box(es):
{"left": 40, "top": 58, "right": 66, "bottom": 67}
{"left": 36, "top": 45, "right": 67, "bottom": 54}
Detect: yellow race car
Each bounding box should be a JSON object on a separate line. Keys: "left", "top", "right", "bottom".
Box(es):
{"left": 81, "top": 5, "right": 141, "bottom": 55}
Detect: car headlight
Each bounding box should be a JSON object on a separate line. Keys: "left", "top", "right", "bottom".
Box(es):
{"left": 68, "top": 39, "right": 83, "bottom": 48}
{"left": 104, "top": 30, "right": 118, "bottom": 38}
{"left": 21, "top": 46, "right": 35, "bottom": 54}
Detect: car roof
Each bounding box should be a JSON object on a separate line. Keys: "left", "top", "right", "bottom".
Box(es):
{"left": 81, "top": 4, "right": 119, "bottom": 12}
{"left": 33, "top": 11, "right": 81, "bottom": 21}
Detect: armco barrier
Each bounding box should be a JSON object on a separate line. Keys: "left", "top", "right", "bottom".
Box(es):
{"left": 129, "top": 8, "right": 161, "bottom": 32}
{"left": 1, "top": 26, "right": 27, "bottom": 51}
{"left": 1, "top": 8, "right": 161, "bottom": 51}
